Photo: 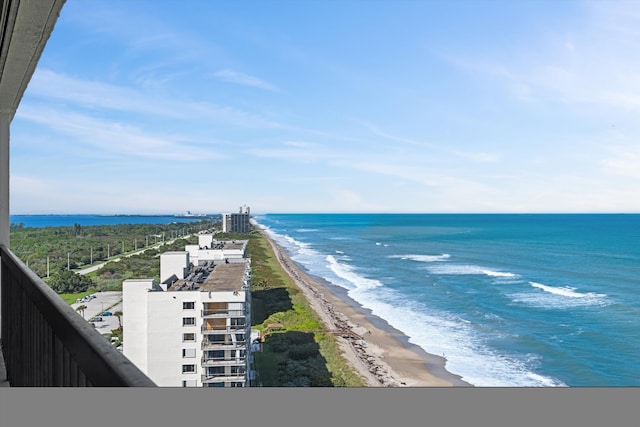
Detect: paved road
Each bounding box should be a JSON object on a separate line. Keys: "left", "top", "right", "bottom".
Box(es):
{"left": 76, "top": 235, "right": 191, "bottom": 275}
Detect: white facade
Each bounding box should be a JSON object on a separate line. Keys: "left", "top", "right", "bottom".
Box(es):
{"left": 184, "top": 235, "right": 247, "bottom": 266}
{"left": 160, "top": 251, "right": 190, "bottom": 283}
{"left": 123, "top": 256, "right": 252, "bottom": 388}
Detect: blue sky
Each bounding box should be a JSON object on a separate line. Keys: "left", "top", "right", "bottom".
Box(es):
{"left": 10, "top": 0, "right": 640, "bottom": 214}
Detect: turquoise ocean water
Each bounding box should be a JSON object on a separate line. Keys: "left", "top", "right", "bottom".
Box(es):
{"left": 254, "top": 214, "right": 640, "bottom": 387}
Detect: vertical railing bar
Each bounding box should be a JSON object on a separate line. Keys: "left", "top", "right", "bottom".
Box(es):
{"left": 70, "top": 356, "right": 78, "bottom": 386}
{"left": 63, "top": 348, "right": 70, "bottom": 386}
{"left": 38, "top": 310, "right": 45, "bottom": 386}
{"left": 28, "top": 295, "right": 34, "bottom": 386}
{"left": 46, "top": 321, "right": 53, "bottom": 386}
{"left": 17, "top": 276, "right": 25, "bottom": 386}
{"left": 53, "top": 335, "right": 62, "bottom": 386}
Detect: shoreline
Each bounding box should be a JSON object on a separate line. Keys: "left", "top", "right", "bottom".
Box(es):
{"left": 254, "top": 224, "right": 471, "bottom": 387}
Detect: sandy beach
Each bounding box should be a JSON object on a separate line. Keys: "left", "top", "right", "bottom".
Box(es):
{"left": 255, "top": 225, "right": 471, "bottom": 387}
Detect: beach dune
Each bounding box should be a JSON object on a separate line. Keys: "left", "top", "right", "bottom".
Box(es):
{"left": 255, "top": 224, "right": 471, "bottom": 387}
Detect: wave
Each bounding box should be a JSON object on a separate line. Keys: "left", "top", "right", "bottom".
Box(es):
{"left": 296, "top": 228, "right": 319, "bottom": 232}
{"left": 509, "top": 282, "right": 609, "bottom": 308}
{"left": 326, "top": 255, "right": 383, "bottom": 290}
{"left": 426, "top": 264, "right": 520, "bottom": 279}
{"left": 389, "top": 254, "right": 451, "bottom": 262}
{"left": 346, "top": 289, "right": 566, "bottom": 387}
{"left": 529, "top": 282, "right": 607, "bottom": 299}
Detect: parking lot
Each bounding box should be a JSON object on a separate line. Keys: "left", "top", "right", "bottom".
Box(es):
{"left": 70, "top": 291, "right": 123, "bottom": 336}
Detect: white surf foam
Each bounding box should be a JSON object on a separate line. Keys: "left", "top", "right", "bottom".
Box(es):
{"left": 529, "top": 282, "right": 607, "bottom": 298}
{"left": 509, "top": 282, "right": 609, "bottom": 308}
{"left": 326, "top": 255, "right": 383, "bottom": 290}
{"left": 346, "top": 288, "right": 567, "bottom": 387}
{"left": 427, "top": 264, "right": 520, "bottom": 279}
{"left": 389, "top": 254, "right": 451, "bottom": 262}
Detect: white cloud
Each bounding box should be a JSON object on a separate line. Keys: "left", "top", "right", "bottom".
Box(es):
{"left": 16, "top": 104, "right": 223, "bottom": 161}
{"left": 213, "top": 69, "right": 279, "bottom": 92}
{"left": 26, "top": 69, "right": 284, "bottom": 128}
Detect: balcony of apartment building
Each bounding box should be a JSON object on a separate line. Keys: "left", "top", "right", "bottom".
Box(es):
{"left": 201, "top": 335, "right": 247, "bottom": 350}
{"left": 0, "top": 1, "right": 155, "bottom": 387}
{"left": 201, "top": 366, "right": 247, "bottom": 385}
{"left": 202, "top": 301, "right": 247, "bottom": 318}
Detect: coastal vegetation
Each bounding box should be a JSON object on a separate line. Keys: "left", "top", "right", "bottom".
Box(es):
{"left": 9, "top": 219, "right": 365, "bottom": 387}
{"left": 245, "top": 228, "right": 365, "bottom": 387}
{"left": 9, "top": 219, "right": 218, "bottom": 291}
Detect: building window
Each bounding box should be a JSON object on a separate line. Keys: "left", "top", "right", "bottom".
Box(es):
{"left": 207, "top": 366, "right": 224, "bottom": 375}
{"left": 230, "top": 317, "right": 245, "bottom": 327}
{"left": 207, "top": 350, "right": 224, "bottom": 360}
{"left": 182, "top": 348, "right": 196, "bottom": 358}
{"left": 182, "top": 317, "right": 195, "bottom": 326}
{"left": 230, "top": 382, "right": 244, "bottom": 388}
{"left": 231, "top": 366, "right": 245, "bottom": 375}
{"left": 183, "top": 333, "right": 196, "bottom": 342}
{"left": 183, "top": 301, "right": 195, "bottom": 310}
{"left": 182, "top": 364, "right": 196, "bottom": 374}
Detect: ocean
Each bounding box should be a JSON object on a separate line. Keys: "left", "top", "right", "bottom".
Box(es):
{"left": 253, "top": 214, "right": 640, "bottom": 387}
{"left": 9, "top": 214, "right": 210, "bottom": 228}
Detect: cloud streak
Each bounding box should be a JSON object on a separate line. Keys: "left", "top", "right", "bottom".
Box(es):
{"left": 16, "top": 104, "right": 223, "bottom": 161}
{"left": 27, "top": 69, "right": 285, "bottom": 128}
{"left": 213, "top": 69, "right": 280, "bottom": 92}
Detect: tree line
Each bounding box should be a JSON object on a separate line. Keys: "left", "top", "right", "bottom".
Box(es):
{"left": 9, "top": 218, "right": 220, "bottom": 292}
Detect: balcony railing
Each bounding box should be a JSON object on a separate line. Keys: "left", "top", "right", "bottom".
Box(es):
{"left": 201, "top": 309, "right": 245, "bottom": 318}
{"left": 201, "top": 341, "right": 247, "bottom": 350}
{"left": 201, "top": 325, "right": 246, "bottom": 333}
{"left": 201, "top": 374, "right": 246, "bottom": 383}
{"left": 0, "top": 246, "right": 156, "bottom": 386}
{"left": 201, "top": 358, "right": 246, "bottom": 367}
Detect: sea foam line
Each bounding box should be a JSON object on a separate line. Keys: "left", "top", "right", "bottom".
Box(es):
{"left": 326, "top": 255, "right": 383, "bottom": 290}
{"left": 529, "top": 282, "right": 607, "bottom": 298}
{"left": 389, "top": 254, "right": 451, "bottom": 262}
{"left": 346, "top": 289, "right": 566, "bottom": 387}
{"left": 426, "top": 264, "right": 520, "bottom": 279}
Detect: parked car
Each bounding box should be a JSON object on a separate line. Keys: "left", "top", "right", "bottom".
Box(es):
{"left": 101, "top": 311, "right": 113, "bottom": 316}
{"left": 89, "top": 316, "right": 103, "bottom": 322}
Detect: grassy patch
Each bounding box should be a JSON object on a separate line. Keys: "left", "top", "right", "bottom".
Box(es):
{"left": 59, "top": 290, "right": 96, "bottom": 305}
{"left": 248, "top": 228, "right": 365, "bottom": 387}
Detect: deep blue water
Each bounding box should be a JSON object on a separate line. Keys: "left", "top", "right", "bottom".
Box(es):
{"left": 10, "top": 214, "right": 209, "bottom": 228}
{"left": 254, "top": 214, "right": 640, "bottom": 387}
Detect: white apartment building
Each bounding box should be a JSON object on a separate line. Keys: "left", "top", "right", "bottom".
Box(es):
{"left": 123, "top": 249, "right": 253, "bottom": 387}
{"left": 222, "top": 206, "right": 250, "bottom": 233}
{"left": 184, "top": 234, "right": 247, "bottom": 268}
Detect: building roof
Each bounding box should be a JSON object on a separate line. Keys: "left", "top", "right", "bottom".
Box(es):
{"left": 168, "top": 260, "right": 248, "bottom": 293}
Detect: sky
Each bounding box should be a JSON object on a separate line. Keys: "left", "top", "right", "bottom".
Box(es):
{"left": 10, "top": 0, "right": 640, "bottom": 214}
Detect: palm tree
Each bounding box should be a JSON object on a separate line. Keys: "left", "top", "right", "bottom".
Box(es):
{"left": 76, "top": 304, "right": 87, "bottom": 319}
{"left": 114, "top": 310, "right": 123, "bottom": 329}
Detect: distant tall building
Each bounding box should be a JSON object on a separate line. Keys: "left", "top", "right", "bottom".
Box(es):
{"left": 222, "top": 205, "right": 250, "bottom": 233}
{"left": 123, "top": 238, "right": 254, "bottom": 387}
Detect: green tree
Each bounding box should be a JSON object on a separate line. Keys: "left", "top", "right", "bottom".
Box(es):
{"left": 114, "top": 310, "right": 123, "bottom": 329}
{"left": 49, "top": 269, "right": 95, "bottom": 294}
{"left": 76, "top": 304, "right": 87, "bottom": 319}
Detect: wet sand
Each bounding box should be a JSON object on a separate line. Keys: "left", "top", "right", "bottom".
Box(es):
{"left": 255, "top": 225, "right": 471, "bottom": 387}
